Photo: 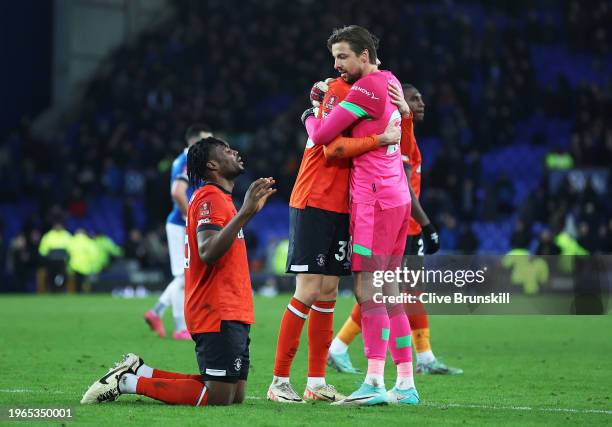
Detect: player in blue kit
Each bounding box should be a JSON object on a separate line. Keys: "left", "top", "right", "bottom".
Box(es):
{"left": 144, "top": 124, "right": 213, "bottom": 340}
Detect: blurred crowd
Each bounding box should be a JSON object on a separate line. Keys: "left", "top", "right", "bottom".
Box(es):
{"left": 1, "top": 0, "right": 611, "bottom": 290}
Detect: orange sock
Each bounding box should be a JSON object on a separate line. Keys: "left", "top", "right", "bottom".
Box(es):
{"left": 403, "top": 293, "right": 428, "bottom": 318}
{"left": 404, "top": 294, "right": 431, "bottom": 353}
{"left": 308, "top": 300, "right": 335, "bottom": 377}
{"left": 136, "top": 377, "right": 208, "bottom": 406}
{"left": 407, "top": 312, "right": 429, "bottom": 330}
{"left": 273, "top": 297, "right": 310, "bottom": 377}
{"left": 336, "top": 303, "right": 362, "bottom": 346}
{"left": 152, "top": 369, "right": 204, "bottom": 382}
{"left": 412, "top": 327, "right": 432, "bottom": 353}
{"left": 351, "top": 302, "right": 362, "bottom": 324}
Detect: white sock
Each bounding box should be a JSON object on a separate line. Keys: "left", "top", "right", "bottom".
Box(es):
{"left": 328, "top": 337, "right": 348, "bottom": 355}
{"left": 416, "top": 350, "right": 435, "bottom": 364}
{"left": 272, "top": 376, "right": 290, "bottom": 385}
{"left": 157, "top": 279, "right": 175, "bottom": 308}
{"left": 152, "top": 302, "right": 167, "bottom": 317}
{"left": 119, "top": 373, "right": 138, "bottom": 394}
{"left": 170, "top": 275, "right": 185, "bottom": 311}
{"left": 173, "top": 316, "right": 186, "bottom": 332}
{"left": 364, "top": 373, "right": 384, "bottom": 388}
{"left": 396, "top": 375, "right": 415, "bottom": 389}
{"left": 136, "top": 364, "right": 153, "bottom": 378}
{"left": 169, "top": 276, "right": 186, "bottom": 331}
{"left": 307, "top": 377, "right": 326, "bottom": 388}
{"left": 395, "top": 362, "right": 415, "bottom": 389}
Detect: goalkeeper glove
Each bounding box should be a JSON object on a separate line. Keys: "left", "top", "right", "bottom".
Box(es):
{"left": 300, "top": 107, "right": 318, "bottom": 125}
{"left": 422, "top": 223, "right": 440, "bottom": 254}
{"left": 310, "top": 80, "right": 329, "bottom": 107}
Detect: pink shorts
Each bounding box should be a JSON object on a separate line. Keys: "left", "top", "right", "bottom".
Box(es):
{"left": 350, "top": 202, "right": 411, "bottom": 272}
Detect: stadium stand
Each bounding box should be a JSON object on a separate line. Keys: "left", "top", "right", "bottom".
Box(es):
{"left": 1, "top": 0, "right": 610, "bottom": 291}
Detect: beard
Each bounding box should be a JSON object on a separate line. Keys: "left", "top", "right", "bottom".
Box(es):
{"left": 227, "top": 163, "right": 245, "bottom": 179}
{"left": 344, "top": 73, "right": 359, "bottom": 84}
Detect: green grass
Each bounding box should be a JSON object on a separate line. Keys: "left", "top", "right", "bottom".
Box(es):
{"left": 0, "top": 295, "right": 611, "bottom": 426}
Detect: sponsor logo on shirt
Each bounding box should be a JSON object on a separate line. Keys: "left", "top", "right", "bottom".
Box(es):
{"left": 351, "top": 85, "right": 379, "bottom": 100}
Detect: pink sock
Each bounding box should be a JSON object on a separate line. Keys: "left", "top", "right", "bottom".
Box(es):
{"left": 361, "top": 300, "right": 389, "bottom": 387}
{"left": 388, "top": 304, "right": 412, "bottom": 364}
{"left": 361, "top": 300, "right": 390, "bottom": 360}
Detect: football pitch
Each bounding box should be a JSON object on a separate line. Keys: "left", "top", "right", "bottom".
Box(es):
{"left": 1, "top": 295, "right": 611, "bottom": 426}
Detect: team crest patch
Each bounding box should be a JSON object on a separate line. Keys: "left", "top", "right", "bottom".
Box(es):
{"left": 200, "top": 202, "right": 210, "bottom": 216}
{"left": 325, "top": 95, "right": 338, "bottom": 111}
{"left": 316, "top": 254, "right": 326, "bottom": 267}
{"left": 234, "top": 358, "right": 242, "bottom": 371}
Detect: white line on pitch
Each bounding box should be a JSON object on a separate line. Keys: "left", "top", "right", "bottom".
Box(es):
{"left": 247, "top": 396, "right": 611, "bottom": 415}
{"left": 0, "top": 389, "right": 66, "bottom": 394}
{"left": 422, "top": 402, "right": 612, "bottom": 415}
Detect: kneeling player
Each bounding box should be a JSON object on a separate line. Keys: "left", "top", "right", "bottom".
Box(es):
{"left": 81, "top": 137, "right": 275, "bottom": 406}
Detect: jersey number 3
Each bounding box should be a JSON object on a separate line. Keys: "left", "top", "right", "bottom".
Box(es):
{"left": 335, "top": 240, "right": 349, "bottom": 261}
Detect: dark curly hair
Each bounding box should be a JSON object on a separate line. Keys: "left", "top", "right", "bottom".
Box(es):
{"left": 187, "top": 137, "right": 227, "bottom": 188}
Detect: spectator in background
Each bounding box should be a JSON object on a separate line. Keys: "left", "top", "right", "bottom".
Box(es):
{"left": 94, "top": 230, "right": 124, "bottom": 271}
{"left": 535, "top": 229, "right": 561, "bottom": 255}
{"left": 510, "top": 220, "right": 531, "bottom": 249}
{"left": 38, "top": 211, "right": 72, "bottom": 292}
{"left": 143, "top": 229, "right": 168, "bottom": 270}
{"left": 2, "top": 0, "right": 611, "bottom": 280}
{"left": 494, "top": 173, "right": 515, "bottom": 217}
{"left": 6, "top": 232, "right": 37, "bottom": 292}
{"left": 0, "top": 224, "right": 6, "bottom": 290}
{"left": 67, "top": 229, "right": 100, "bottom": 292}
{"left": 438, "top": 213, "right": 459, "bottom": 251}
{"left": 67, "top": 187, "right": 88, "bottom": 218}
{"left": 457, "top": 225, "right": 479, "bottom": 254}
{"left": 125, "top": 229, "right": 147, "bottom": 268}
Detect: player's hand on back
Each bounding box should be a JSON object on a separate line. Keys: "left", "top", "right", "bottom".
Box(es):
{"left": 241, "top": 177, "right": 277, "bottom": 217}
{"left": 378, "top": 118, "right": 401, "bottom": 146}
{"left": 388, "top": 84, "right": 411, "bottom": 117}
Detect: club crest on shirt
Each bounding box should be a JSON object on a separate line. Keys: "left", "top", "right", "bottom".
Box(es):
{"left": 324, "top": 95, "right": 338, "bottom": 113}
{"left": 316, "top": 253, "right": 326, "bottom": 267}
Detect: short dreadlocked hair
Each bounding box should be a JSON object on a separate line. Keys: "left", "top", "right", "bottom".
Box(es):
{"left": 187, "top": 137, "right": 227, "bottom": 188}
{"left": 402, "top": 83, "right": 417, "bottom": 93}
